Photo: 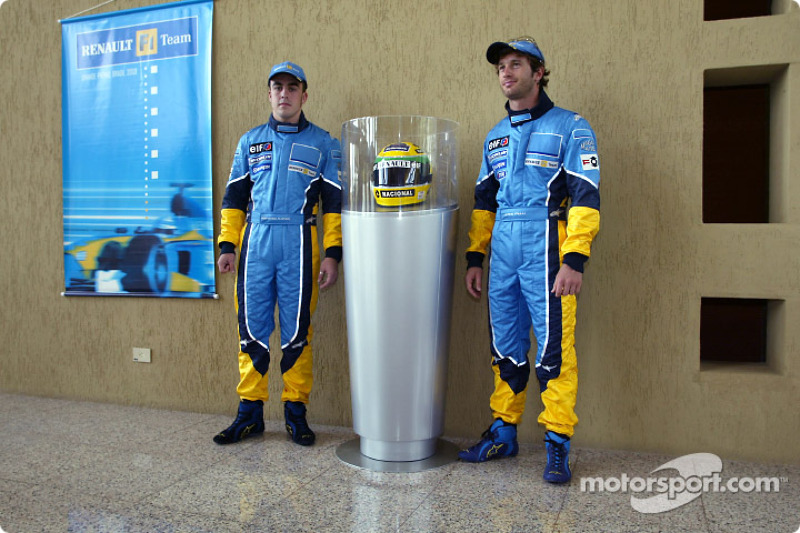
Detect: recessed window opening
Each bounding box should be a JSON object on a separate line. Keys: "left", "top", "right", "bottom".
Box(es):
{"left": 703, "top": 85, "right": 770, "bottom": 223}
{"left": 704, "top": 65, "right": 789, "bottom": 224}
{"left": 704, "top": 0, "right": 772, "bottom": 21}
{"left": 700, "top": 298, "right": 769, "bottom": 364}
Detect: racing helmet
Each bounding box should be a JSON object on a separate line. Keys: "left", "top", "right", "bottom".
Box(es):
{"left": 371, "top": 142, "right": 432, "bottom": 207}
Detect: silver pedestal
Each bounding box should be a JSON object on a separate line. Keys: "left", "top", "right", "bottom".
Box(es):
{"left": 340, "top": 207, "right": 457, "bottom": 466}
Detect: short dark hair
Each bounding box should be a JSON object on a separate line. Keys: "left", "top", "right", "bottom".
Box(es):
{"left": 527, "top": 56, "right": 550, "bottom": 89}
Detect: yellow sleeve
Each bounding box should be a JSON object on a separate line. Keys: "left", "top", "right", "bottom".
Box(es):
{"left": 218, "top": 208, "right": 246, "bottom": 248}
{"left": 467, "top": 209, "right": 496, "bottom": 256}
{"left": 562, "top": 206, "right": 599, "bottom": 257}
{"left": 322, "top": 212, "right": 342, "bottom": 251}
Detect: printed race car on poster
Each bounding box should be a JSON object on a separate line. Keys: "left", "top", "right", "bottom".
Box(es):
{"left": 64, "top": 184, "right": 215, "bottom": 297}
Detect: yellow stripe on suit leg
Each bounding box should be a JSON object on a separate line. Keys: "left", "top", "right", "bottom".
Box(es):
{"left": 537, "top": 294, "right": 579, "bottom": 437}
{"left": 489, "top": 362, "right": 527, "bottom": 425}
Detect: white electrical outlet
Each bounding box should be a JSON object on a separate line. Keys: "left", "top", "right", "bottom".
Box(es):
{"left": 133, "top": 347, "right": 151, "bottom": 363}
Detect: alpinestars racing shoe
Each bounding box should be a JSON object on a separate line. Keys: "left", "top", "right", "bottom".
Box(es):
{"left": 284, "top": 401, "right": 315, "bottom": 446}
{"left": 213, "top": 399, "right": 265, "bottom": 445}
{"left": 458, "top": 419, "right": 519, "bottom": 462}
{"left": 543, "top": 430, "right": 572, "bottom": 483}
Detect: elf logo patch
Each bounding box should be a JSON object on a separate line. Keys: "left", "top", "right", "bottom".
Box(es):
{"left": 488, "top": 136, "right": 509, "bottom": 151}
{"left": 249, "top": 142, "right": 272, "bottom": 154}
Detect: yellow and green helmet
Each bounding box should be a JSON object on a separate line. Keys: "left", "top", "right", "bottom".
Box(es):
{"left": 371, "top": 142, "right": 432, "bottom": 207}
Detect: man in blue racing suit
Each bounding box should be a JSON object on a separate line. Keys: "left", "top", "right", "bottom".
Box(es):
{"left": 459, "top": 38, "right": 601, "bottom": 483}
{"left": 213, "top": 61, "right": 343, "bottom": 447}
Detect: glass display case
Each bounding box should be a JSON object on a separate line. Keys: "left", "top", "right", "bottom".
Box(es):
{"left": 339, "top": 116, "right": 459, "bottom": 465}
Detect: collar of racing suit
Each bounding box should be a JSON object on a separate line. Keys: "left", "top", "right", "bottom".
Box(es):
{"left": 269, "top": 112, "right": 310, "bottom": 133}
{"left": 505, "top": 90, "right": 555, "bottom": 127}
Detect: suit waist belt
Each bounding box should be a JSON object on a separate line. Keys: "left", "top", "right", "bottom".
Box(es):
{"left": 496, "top": 207, "right": 551, "bottom": 221}
{"left": 250, "top": 211, "right": 313, "bottom": 225}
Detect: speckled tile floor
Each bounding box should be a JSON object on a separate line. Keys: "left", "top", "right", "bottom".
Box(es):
{"left": 0, "top": 392, "right": 798, "bottom": 533}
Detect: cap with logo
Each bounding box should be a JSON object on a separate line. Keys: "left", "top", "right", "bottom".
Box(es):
{"left": 486, "top": 38, "right": 545, "bottom": 65}
{"left": 268, "top": 61, "right": 307, "bottom": 85}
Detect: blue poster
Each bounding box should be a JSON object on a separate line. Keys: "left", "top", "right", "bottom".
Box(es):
{"left": 61, "top": 0, "right": 215, "bottom": 298}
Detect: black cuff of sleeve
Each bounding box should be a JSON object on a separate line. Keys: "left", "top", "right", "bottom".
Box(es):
{"left": 325, "top": 246, "right": 343, "bottom": 263}
{"left": 219, "top": 241, "right": 236, "bottom": 255}
{"left": 466, "top": 251, "right": 485, "bottom": 270}
{"left": 562, "top": 252, "right": 587, "bottom": 273}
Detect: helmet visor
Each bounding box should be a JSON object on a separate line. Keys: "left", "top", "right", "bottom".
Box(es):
{"left": 372, "top": 160, "right": 432, "bottom": 187}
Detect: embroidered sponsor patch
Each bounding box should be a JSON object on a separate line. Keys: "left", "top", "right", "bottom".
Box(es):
{"left": 581, "top": 153, "right": 600, "bottom": 171}
{"left": 249, "top": 142, "right": 272, "bottom": 154}
{"left": 580, "top": 139, "right": 596, "bottom": 152}
{"left": 525, "top": 157, "right": 559, "bottom": 168}
{"left": 288, "top": 164, "right": 318, "bottom": 177}
{"left": 249, "top": 154, "right": 272, "bottom": 165}
{"left": 488, "top": 149, "right": 507, "bottom": 162}
{"left": 253, "top": 163, "right": 271, "bottom": 173}
{"left": 488, "top": 136, "right": 509, "bottom": 151}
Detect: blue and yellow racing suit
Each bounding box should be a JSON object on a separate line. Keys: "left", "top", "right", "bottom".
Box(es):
{"left": 467, "top": 91, "right": 600, "bottom": 436}
{"left": 218, "top": 112, "right": 342, "bottom": 404}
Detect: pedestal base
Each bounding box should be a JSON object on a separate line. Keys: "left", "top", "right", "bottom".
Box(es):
{"left": 335, "top": 438, "right": 460, "bottom": 473}
{"left": 359, "top": 437, "right": 437, "bottom": 462}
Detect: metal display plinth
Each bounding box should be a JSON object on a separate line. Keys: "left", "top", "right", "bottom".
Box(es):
{"left": 336, "top": 438, "right": 460, "bottom": 473}
{"left": 340, "top": 116, "right": 459, "bottom": 471}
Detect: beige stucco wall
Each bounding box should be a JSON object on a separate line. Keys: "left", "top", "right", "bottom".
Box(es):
{"left": 1, "top": 0, "right": 798, "bottom": 464}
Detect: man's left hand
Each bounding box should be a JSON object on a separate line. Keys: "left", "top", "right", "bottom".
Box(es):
{"left": 552, "top": 263, "right": 582, "bottom": 297}
{"left": 318, "top": 257, "right": 339, "bottom": 290}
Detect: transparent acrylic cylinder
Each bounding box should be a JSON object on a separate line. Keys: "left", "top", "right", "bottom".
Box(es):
{"left": 341, "top": 116, "right": 459, "bottom": 462}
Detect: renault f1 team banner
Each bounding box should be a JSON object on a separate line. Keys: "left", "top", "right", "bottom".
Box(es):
{"left": 61, "top": 0, "right": 215, "bottom": 298}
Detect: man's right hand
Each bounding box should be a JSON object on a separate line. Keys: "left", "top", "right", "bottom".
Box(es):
{"left": 465, "top": 266, "right": 483, "bottom": 300}
{"left": 218, "top": 252, "right": 236, "bottom": 274}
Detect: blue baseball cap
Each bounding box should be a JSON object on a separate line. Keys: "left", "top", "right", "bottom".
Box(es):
{"left": 486, "top": 39, "right": 545, "bottom": 64}
{"left": 268, "top": 61, "right": 307, "bottom": 85}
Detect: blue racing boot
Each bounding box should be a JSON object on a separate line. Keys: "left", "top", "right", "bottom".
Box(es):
{"left": 543, "top": 431, "right": 572, "bottom": 483}
{"left": 284, "top": 401, "right": 315, "bottom": 446}
{"left": 213, "top": 400, "right": 264, "bottom": 445}
{"left": 458, "top": 419, "right": 519, "bottom": 462}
